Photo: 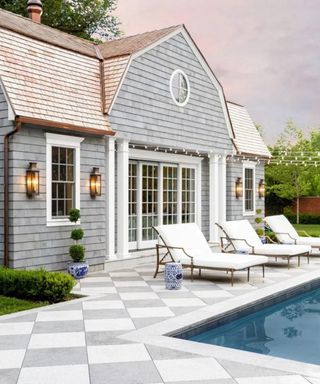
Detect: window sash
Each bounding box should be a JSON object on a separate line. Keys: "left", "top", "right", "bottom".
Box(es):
{"left": 244, "top": 167, "right": 254, "bottom": 212}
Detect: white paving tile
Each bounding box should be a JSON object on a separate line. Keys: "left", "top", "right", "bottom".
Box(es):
{"left": 18, "top": 365, "right": 90, "bottom": 384}
{"left": 154, "top": 357, "right": 230, "bottom": 382}
{"left": 109, "top": 271, "right": 140, "bottom": 277}
{"left": 162, "top": 298, "right": 205, "bottom": 307}
{"left": 127, "top": 307, "right": 175, "bottom": 318}
{"left": 82, "top": 300, "right": 125, "bottom": 310}
{"left": 193, "top": 290, "right": 234, "bottom": 298}
{"left": 84, "top": 318, "right": 135, "bottom": 332}
{"left": 113, "top": 280, "right": 148, "bottom": 287}
{"left": 119, "top": 292, "right": 159, "bottom": 301}
{"left": 0, "top": 322, "right": 34, "bottom": 336}
{"left": 216, "top": 283, "right": 258, "bottom": 291}
{"left": 87, "top": 344, "right": 150, "bottom": 364}
{"left": 29, "top": 332, "right": 86, "bottom": 349}
{"left": 36, "top": 310, "right": 83, "bottom": 322}
{"left": 236, "top": 375, "right": 310, "bottom": 384}
{"left": 0, "top": 349, "right": 25, "bottom": 369}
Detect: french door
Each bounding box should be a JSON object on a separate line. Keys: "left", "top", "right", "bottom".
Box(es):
{"left": 129, "top": 161, "right": 197, "bottom": 250}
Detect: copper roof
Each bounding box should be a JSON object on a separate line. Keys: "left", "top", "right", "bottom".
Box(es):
{"left": 99, "top": 25, "right": 181, "bottom": 59}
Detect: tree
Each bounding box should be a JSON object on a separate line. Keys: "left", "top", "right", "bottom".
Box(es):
{"left": 0, "top": 0, "right": 120, "bottom": 40}
{"left": 266, "top": 121, "right": 320, "bottom": 223}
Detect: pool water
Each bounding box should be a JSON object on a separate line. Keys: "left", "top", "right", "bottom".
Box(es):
{"left": 184, "top": 287, "right": 320, "bottom": 365}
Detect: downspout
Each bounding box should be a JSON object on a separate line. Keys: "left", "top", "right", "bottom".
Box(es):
{"left": 4, "top": 118, "right": 21, "bottom": 267}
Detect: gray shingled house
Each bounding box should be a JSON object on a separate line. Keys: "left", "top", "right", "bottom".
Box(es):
{"left": 0, "top": 3, "right": 270, "bottom": 271}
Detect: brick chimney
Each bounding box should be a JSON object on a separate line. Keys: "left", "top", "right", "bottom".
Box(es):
{"left": 27, "top": 0, "right": 43, "bottom": 23}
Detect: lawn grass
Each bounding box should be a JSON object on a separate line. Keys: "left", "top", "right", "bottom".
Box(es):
{"left": 0, "top": 295, "right": 47, "bottom": 316}
{"left": 293, "top": 224, "right": 320, "bottom": 237}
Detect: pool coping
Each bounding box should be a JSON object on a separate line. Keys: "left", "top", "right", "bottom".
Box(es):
{"left": 120, "top": 269, "right": 320, "bottom": 377}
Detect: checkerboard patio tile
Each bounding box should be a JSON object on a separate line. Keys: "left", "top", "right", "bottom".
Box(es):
{"left": 0, "top": 260, "right": 318, "bottom": 384}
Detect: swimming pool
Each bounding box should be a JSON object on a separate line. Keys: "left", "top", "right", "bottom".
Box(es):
{"left": 177, "top": 285, "right": 320, "bottom": 365}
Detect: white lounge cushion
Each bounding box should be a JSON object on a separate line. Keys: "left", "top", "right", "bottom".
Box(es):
{"left": 264, "top": 215, "right": 298, "bottom": 243}
{"left": 253, "top": 244, "right": 311, "bottom": 256}
{"left": 154, "top": 223, "right": 268, "bottom": 270}
{"left": 221, "top": 219, "right": 311, "bottom": 255}
{"left": 221, "top": 220, "right": 263, "bottom": 252}
{"left": 178, "top": 252, "right": 268, "bottom": 270}
{"left": 265, "top": 215, "right": 320, "bottom": 248}
{"left": 296, "top": 237, "right": 320, "bottom": 247}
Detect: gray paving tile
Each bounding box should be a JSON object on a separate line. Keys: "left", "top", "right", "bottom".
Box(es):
{"left": 123, "top": 300, "right": 166, "bottom": 308}
{"left": 80, "top": 282, "right": 115, "bottom": 287}
{"left": 90, "top": 361, "right": 162, "bottom": 384}
{"left": 165, "top": 380, "right": 236, "bottom": 384}
{"left": 0, "top": 369, "right": 20, "bottom": 384}
{"left": 218, "top": 360, "right": 291, "bottom": 378}
{"left": 111, "top": 277, "right": 144, "bottom": 282}
{"left": 86, "top": 331, "right": 136, "bottom": 346}
{"left": 157, "top": 291, "right": 197, "bottom": 299}
{"left": 0, "top": 335, "right": 30, "bottom": 350}
{"left": 116, "top": 286, "right": 153, "bottom": 293}
{"left": 0, "top": 313, "right": 37, "bottom": 323}
{"left": 86, "top": 294, "right": 121, "bottom": 301}
{"left": 170, "top": 307, "right": 201, "bottom": 316}
{"left": 132, "top": 317, "right": 171, "bottom": 329}
{"left": 23, "top": 347, "right": 88, "bottom": 367}
{"left": 43, "top": 302, "right": 83, "bottom": 311}
{"left": 32, "top": 320, "right": 84, "bottom": 334}
{"left": 82, "top": 309, "right": 129, "bottom": 320}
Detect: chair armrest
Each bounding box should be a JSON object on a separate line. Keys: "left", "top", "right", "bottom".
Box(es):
{"left": 165, "top": 245, "right": 194, "bottom": 261}
{"left": 265, "top": 235, "right": 278, "bottom": 244}
{"left": 228, "top": 238, "right": 255, "bottom": 253}
{"left": 274, "top": 232, "right": 297, "bottom": 244}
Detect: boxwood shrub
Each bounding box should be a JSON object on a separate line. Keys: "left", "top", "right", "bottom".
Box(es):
{"left": 0, "top": 268, "right": 76, "bottom": 303}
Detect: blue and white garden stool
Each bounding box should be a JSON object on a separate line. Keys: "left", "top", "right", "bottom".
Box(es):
{"left": 164, "top": 262, "right": 183, "bottom": 290}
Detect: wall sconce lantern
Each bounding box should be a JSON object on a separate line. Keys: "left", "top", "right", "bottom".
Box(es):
{"left": 258, "top": 179, "right": 265, "bottom": 199}
{"left": 90, "top": 167, "right": 101, "bottom": 198}
{"left": 235, "top": 177, "right": 243, "bottom": 199}
{"left": 26, "top": 162, "right": 40, "bottom": 197}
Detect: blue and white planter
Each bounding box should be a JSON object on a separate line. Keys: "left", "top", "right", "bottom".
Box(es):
{"left": 164, "top": 262, "right": 183, "bottom": 290}
{"left": 67, "top": 261, "right": 89, "bottom": 279}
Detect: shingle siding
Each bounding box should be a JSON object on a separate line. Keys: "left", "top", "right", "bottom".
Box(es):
{"left": 109, "top": 33, "right": 233, "bottom": 153}
{"left": 7, "top": 125, "right": 106, "bottom": 271}
{"left": 0, "top": 86, "right": 14, "bottom": 265}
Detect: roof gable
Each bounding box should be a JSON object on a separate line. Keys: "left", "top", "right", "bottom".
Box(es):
{"left": 227, "top": 102, "right": 271, "bottom": 158}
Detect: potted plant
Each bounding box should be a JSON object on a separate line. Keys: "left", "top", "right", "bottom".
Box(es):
{"left": 67, "top": 208, "right": 89, "bottom": 279}
{"left": 255, "top": 208, "right": 267, "bottom": 244}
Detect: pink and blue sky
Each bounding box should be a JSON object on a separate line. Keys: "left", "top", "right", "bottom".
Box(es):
{"left": 116, "top": 0, "right": 319, "bottom": 144}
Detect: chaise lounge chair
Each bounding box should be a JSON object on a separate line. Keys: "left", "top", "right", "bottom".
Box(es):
{"left": 153, "top": 223, "right": 268, "bottom": 286}
{"left": 265, "top": 215, "right": 320, "bottom": 253}
{"left": 217, "top": 220, "right": 311, "bottom": 268}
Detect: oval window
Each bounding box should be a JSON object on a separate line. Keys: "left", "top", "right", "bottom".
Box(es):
{"left": 170, "top": 70, "right": 190, "bottom": 106}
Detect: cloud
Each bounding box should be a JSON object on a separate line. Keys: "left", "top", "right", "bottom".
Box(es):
{"left": 116, "top": 0, "right": 320, "bottom": 143}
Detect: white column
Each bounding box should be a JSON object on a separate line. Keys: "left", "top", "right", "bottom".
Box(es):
{"left": 117, "top": 139, "right": 129, "bottom": 258}
{"left": 105, "top": 137, "right": 116, "bottom": 260}
{"left": 209, "top": 154, "right": 220, "bottom": 243}
{"left": 218, "top": 155, "right": 227, "bottom": 223}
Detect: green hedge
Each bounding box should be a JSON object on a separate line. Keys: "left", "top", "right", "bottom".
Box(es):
{"left": 0, "top": 268, "right": 76, "bottom": 303}
{"left": 285, "top": 212, "right": 320, "bottom": 225}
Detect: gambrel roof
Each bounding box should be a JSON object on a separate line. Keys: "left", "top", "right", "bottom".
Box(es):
{"left": 227, "top": 101, "right": 271, "bottom": 158}
{"left": 0, "top": 7, "right": 269, "bottom": 156}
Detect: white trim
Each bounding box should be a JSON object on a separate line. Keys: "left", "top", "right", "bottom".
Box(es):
{"left": 117, "top": 139, "right": 130, "bottom": 258}
{"left": 0, "top": 79, "right": 15, "bottom": 121}
{"left": 106, "top": 137, "right": 116, "bottom": 259}
{"left": 218, "top": 155, "right": 227, "bottom": 223}
{"left": 169, "top": 69, "right": 190, "bottom": 107}
{"left": 129, "top": 149, "right": 203, "bottom": 165}
{"left": 46, "top": 133, "right": 84, "bottom": 227}
{"left": 209, "top": 155, "right": 220, "bottom": 242}
{"left": 242, "top": 162, "right": 256, "bottom": 216}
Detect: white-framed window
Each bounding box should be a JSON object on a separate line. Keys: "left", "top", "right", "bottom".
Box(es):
{"left": 243, "top": 163, "right": 255, "bottom": 216}
{"left": 170, "top": 69, "right": 190, "bottom": 106}
{"left": 46, "top": 133, "right": 84, "bottom": 226}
